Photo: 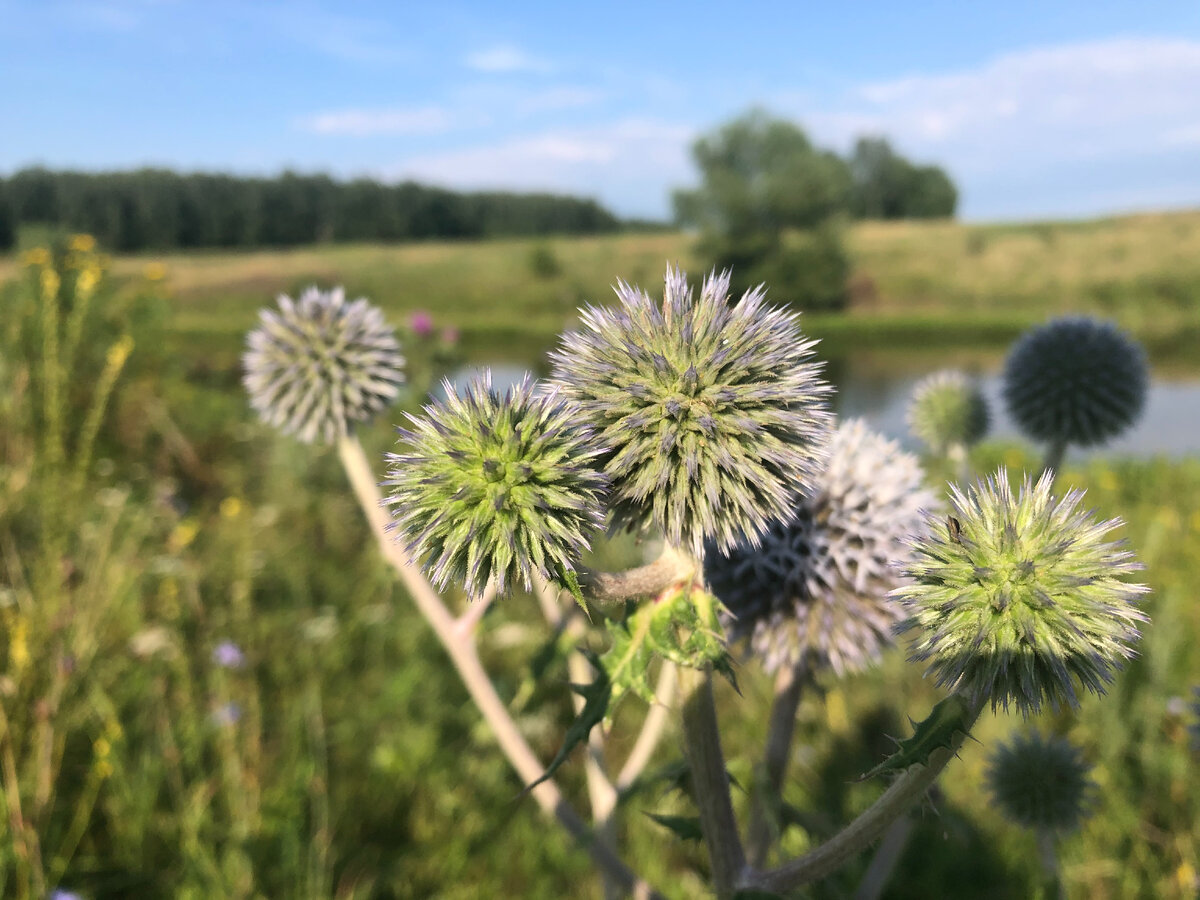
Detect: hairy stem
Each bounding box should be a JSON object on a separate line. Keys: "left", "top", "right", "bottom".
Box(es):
{"left": 679, "top": 666, "right": 746, "bottom": 898}
{"left": 852, "top": 814, "right": 915, "bottom": 900}
{"left": 746, "top": 662, "right": 806, "bottom": 867}
{"left": 337, "top": 436, "right": 660, "bottom": 899}
{"left": 575, "top": 548, "right": 694, "bottom": 605}
{"left": 746, "top": 696, "right": 984, "bottom": 894}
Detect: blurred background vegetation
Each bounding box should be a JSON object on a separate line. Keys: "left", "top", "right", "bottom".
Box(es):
{"left": 0, "top": 106, "right": 1198, "bottom": 898}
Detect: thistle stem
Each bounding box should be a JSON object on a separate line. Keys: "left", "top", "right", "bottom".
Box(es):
{"left": 747, "top": 662, "right": 806, "bottom": 867}
{"left": 1036, "top": 827, "right": 1063, "bottom": 899}
{"left": 575, "top": 548, "right": 694, "bottom": 604}
{"left": 852, "top": 813, "right": 915, "bottom": 900}
{"left": 1041, "top": 439, "right": 1067, "bottom": 481}
{"left": 337, "top": 436, "right": 662, "bottom": 900}
{"left": 678, "top": 665, "right": 746, "bottom": 898}
{"left": 745, "top": 695, "right": 983, "bottom": 894}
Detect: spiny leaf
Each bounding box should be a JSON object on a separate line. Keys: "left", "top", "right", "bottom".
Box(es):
{"left": 860, "top": 694, "right": 974, "bottom": 781}
{"left": 553, "top": 564, "right": 591, "bottom": 621}
{"left": 520, "top": 653, "right": 611, "bottom": 796}
{"left": 643, "top": 812, "right": 703, "bottom": 842}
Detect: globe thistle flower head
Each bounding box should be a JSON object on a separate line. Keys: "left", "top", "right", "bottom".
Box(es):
{"left": 1003, "top": 317, "right": 1147, "bottom": 448}
{"left": 907, "top": 370, "right": 990, "bottom": 455}
{"left": 384, "top": 371, "right": 609, "bottom": 598}
{"left": 244, "top": 286, "right": 405, "bottom": 443}
{"left": 986, "top": 732, "right": 1095, "bottom": 832}
{"left": 706, "top": 419, "right": 938, "bottom": 676}
{"left": 549, "top": 265, "right": 833, "bottom": 559}
{"left": 894, "top": 469, "right": 1148, "bottom": 715}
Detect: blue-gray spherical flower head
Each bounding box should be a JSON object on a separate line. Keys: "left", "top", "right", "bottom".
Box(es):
{"left": 907, "top": 370, "right": 990, "bottom": 455}
{"left": 384, "top": 371, "right": 609, "bottom": 599}
{"left": 1003, "top": 317, "right": 1147, "bottom": 448}
{"left": 894, "top": 469, "right": 1149, "bottom": 715}
{"left": 986, "top": 732, "right": 1095, "bottom": 832}
{"left": 243, "top": 286, "right": 405, "bottom": 443}
{"left": 549, "top": 266, "right": 833, "bottom": 560}
{"left": 706, "top": 419, "right": 938, "bottom": 676}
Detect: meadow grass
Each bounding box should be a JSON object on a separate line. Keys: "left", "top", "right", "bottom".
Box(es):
{"left": 1, "top": 216, "right": 1198, "bottom": 897}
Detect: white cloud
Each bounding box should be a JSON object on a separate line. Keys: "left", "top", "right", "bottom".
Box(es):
{"left": 391, "top": 119, "right": 694, "bottom": 216}
{"left": 300, "top": 107, "right": 456, "bottom": 136}
{"left": 802, "top": 37, "right": 1200, "bottom": 174}
{"left": 464, "top": 44, "right": 551, "bottom": 74}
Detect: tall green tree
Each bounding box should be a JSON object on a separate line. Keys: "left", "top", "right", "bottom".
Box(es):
{"left": 848, "top": 137, "right": 957, "bottom": 220}
{"left": 673, "top": 110, "right": 853, "bottom": 309}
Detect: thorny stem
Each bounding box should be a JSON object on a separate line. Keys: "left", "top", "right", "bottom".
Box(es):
{"left": 746, "top": 661, "right": 807, "bottom": 867}
{"left": 679, "top": 665, "right": 746, "bottom": 899}
{"left": 746, "top": 694, "right": 985, "bottom": 894}
{"left": 337, "top": 436, "right": 662, "bottom": 900}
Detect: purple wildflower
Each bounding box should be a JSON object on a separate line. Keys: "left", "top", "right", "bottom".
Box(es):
{"left": 212, "top": 641, "right": 245, "bottom": 669}
{"left": 410, "top": 310, "right": 435, "bottom": 338}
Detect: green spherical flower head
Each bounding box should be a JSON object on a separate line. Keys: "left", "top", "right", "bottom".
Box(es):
{"left": 384, "top": 372, "right": 609, "bottom": 598}
{"left": 894, "top": 468, "right": 1148, "bottom": 715}
{"left": 706, "top": 419, "right": 938, "bottom": 676}
{"left": 549, "top": 266, "right": 833, "bottom": 559}
{"left": 986, "top": 732, "right": 1095, "bottom": 832}
{"left": 244, "top": 286, "right": 405, "bottom": 443}
{"left": 1003, "top": 317, "right": 1147, "bottom": 448}
{"left": 907, "top": 370, "right": 990, "bottom": 455}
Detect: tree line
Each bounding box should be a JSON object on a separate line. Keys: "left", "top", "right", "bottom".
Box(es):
{"left": 0, "top": 169, "right": 622, "bottom": 252}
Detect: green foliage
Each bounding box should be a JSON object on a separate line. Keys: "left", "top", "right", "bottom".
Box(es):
{"left": 0, "top": 168, "right": 623, "bottom": 252}
{"left": 673, "top": 109, "right": 853, "bottom": 307}
{"left": 528, "top": 243, "right": 562, "bottom": 279}
{"left": 848, "top": 137, "right": 957, "bottom": 220}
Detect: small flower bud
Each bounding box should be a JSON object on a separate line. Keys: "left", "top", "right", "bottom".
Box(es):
{"left": 384, "top": 372, "right": 608, "bottom": 598}
{"left": 906, "top": 370, "right": 989, "bottom": 456}
{"left": 986, "top": 732, "right": 1095, "bottom": 832}
{"left": 894, "top": 469, "right": 1149, "bottom": 714}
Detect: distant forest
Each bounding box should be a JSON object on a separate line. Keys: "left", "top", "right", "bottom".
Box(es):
{"left": 0, "top": 168, "right": 624, "bottom": 252}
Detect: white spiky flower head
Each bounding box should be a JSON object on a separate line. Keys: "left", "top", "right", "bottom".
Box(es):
{"left": 705, "top": 419, "right": 938, "bottom": 676}
{"left": 549, "top": 265, "right": 833, "bottom": 560}
{"left": 907, "top": 370, "right": 990, "bottom": 456}
{"left": 243, "top": 286, "right": 405, "bottom": 443}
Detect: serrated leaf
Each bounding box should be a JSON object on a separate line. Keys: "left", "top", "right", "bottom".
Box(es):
{"left": 520, "top": 654, "right": 611, "bottom": 796}
{"left": 643, "top": 811, "right": 703, "bottom": 842}
{"left": 860, "top": 694, "right": 974, "bottom": 781}
{"left": 552, "top": 564, "right": 591, "bottom": 621}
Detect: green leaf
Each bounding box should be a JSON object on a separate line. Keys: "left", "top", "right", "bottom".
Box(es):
{"left": 643, "top": 812, "right": 703, "bottom": 842}
{"left": 860, "top": 694, "right": 974, "bottom": 781}
{"left": 552, "top": 564, "right": 591, "bottom": 621}
{"left": 520, "top": 653, "right": 611, "bottom": 796}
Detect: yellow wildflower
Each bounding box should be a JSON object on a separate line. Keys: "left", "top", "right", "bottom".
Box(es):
{"left": 220, "top": 497, "right": 243, "bottom": 519}
{"left": 106, "top": 335, "right": 134, "bottom": 368}
{"left": 76, "top": 266, "right": 101, "bottom": 300}
{"left": 9, "top": 618, "right": 29, "bottom": 674}
{"left": 69, "top": 234, "right": 96, "bottom": 253}
{"left": 20, "top": 247, "right": 50, "bottom": 267}
{"left": 168, "top": 520, "right": 200, "bottom": 553}
{"left": 143, "top": 262, "right": 167, "bottom": 281}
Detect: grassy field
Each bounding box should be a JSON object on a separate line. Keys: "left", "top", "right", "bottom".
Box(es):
{"left": 0, "top": 215, "right": 1198, "bottom": 898}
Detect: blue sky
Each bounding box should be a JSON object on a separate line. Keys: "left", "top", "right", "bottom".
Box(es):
{"left": 4, "top": 0, "right": 1200, "bottom": 221}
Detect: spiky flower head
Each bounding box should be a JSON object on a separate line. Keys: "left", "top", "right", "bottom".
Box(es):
{"left": 384, "top": 371, "right": 608, "bottom": 598}
{"left": 549, "top": 266, "right": 833, "bottom": 559}
{"left": 705, "top": 419, "right": 938, "bottom": 676}
{"left": 986, "top": 732, "right": 1095, "bottom": 832}
{"left": 1003, "top": 317, "right": 1147, "bottom": 448}
{"left": 907, "top": 370, "right": 990, "bottom": 455}
{"left": 894, "top": 469, "right": 1148, "bottom": 715}
{"left": 244, "top": 286, "right": 405, "bottom": 443}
